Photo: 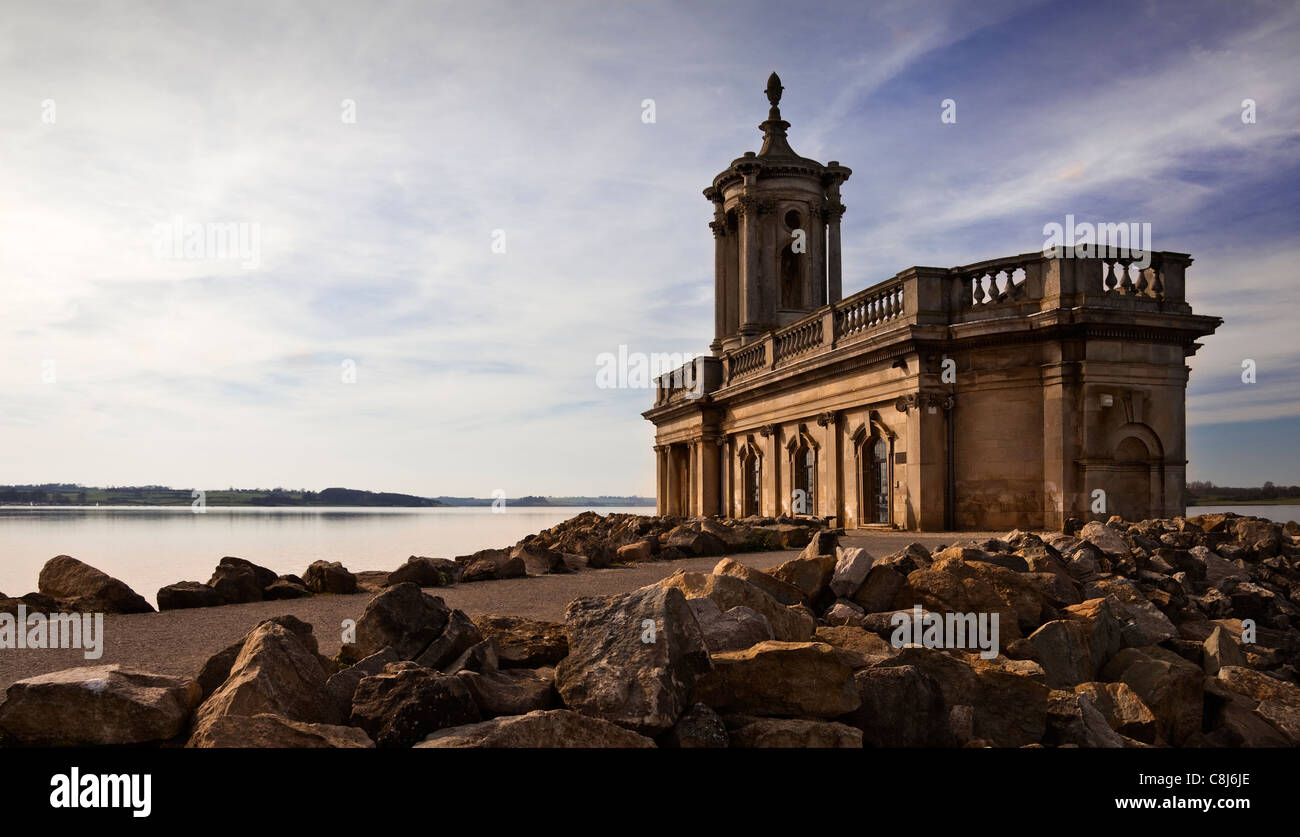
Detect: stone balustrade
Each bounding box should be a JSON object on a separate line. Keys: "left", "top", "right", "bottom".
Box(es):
{"left": 651, "top": 249, "right": 1195, "bottom": 403}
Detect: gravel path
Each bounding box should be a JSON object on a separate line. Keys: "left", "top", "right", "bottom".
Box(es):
{"left": 0, "top": 530, "right": 996, "bottom": 690}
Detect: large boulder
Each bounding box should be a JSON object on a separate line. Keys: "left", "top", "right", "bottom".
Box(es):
{"left": 830, "top": 547, "right": 875, "bottom": 597}
{"left": 388, "top": 556, "right": 459, "bottom": 587}
{"left": 1061, "top": 597, "right": 1123, "bottom": 673}
{"left": 37, "top": 555, "right": 153, "bottom": 614}
{"left": 851, "top": 564, "right": 906, "bottom": 613}
{"left": 687, "top": 598, "right": 774, "bottom": 653}
{"left": 664, "top": 524, "right": 728, "bottom": 557}
{"left": 1027, "top": 620, "right": 1095, "bottom": 688}
{"left": 893, "top": 555, "right": 1047, "bottom": 642}
{"left": 0, "top": 665, "right": 200, "bottom": 746}
{"left": 414, "top": 609, "right": 484, "bottom": 670}
{"left": 1083, "top": 578, "right": 1176, "bottom": 646}
{"left": 1100, "top": 646, "right": 1204, "bottom": 745}
{"left": 472, "top": 615, "right": 568, "bottom": 668}
{"left": 555, "top": 585, "right": 711, "bottom": 735}
{"left": 207, "top": 556, "right": 277, "bottom": 604}
{"left": 814, "top": 625, "right": 896, "bottom": 668}
{"left": 193, "top": 621, "right": 332, "bottom": 733}
{"left": 765, "top": 554, "right": 836, "bottom": 603}
{"left": 195, "top": 614, "right": 322, "bottom": 700}
{"left": 1073, "top": 681, "right": 1159, "bottom": 743}
{"left": 692, "top": 641, "right": 859, "bottom": 718}
{"left": 713, "top": 558, "right": 804, "bottom": 606}
{"left": 457, "top": 668, "right": 556, "bottom": 717}
{"left": 187, "top": 714, "right": 374, "bottom": 748}
{"left": 873, "top": 647, "right": 1051, "bottom": 747}
{"left": 302, "top": 560, "right": 357, "bottom": 595}
{"left": 1202, "top": 625, "right": 1247, "bottom": 675}
{"left": 1046, "top": 690, "right": 1126, "bottom": 748}
{"left": 1215, "top": 666, "right": 1300, "bottom": 745}
{"left": 349, "top": 661, "right": 481, "bottom": 748}
{"left": 339, "top": 582, "right": 450, "bottom": 663}
{"left": 1079, "top": 521, "right": 1131, "bottom": 557}
{"left": 264, "top": 576, "right": 313, "bottom": 600}
{"left": 511, "top": 543, "right": 570, "bottom": 575}
{"left": 726, "top": 716, "right": 863, "bottom": 748}
{"left": 157, "top": 581, "right": 224, "bottom": 611}
{"left": 661, "top": 702, "right": 728, "bottom": 748}
{"left": 323, "top": 647, "right": 400, "bottom": 723}
{"left": 459, "top": 548, "right": 526, "bottom": 582}
{"left": 416, "top": 709, "right": 656, "bottom": 748}
{"left": 845, "top": 664, "right": 951, "bottom": 746}
{"left": 657, "top": 571, "right": 815, "bottom": 642}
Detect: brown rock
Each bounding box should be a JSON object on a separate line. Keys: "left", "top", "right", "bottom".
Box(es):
{"left": 765, "top": 554, "right": 836, "bottom": 603}
{"left": 726, "top": 716, "right": 862, "bottom": 748}
{"left": 657, "top": 571, "right": 815, "bottom": 641}
{"left": 339, "top": 582, "right": 450, "bottom": 663}
{"left": 157, "top": 581, "right": 224, "bottom": 611}
{"left": 1073, "top": 681, "right": 1159, "bottom": 743}
{"left": 473, "top": 614, "right": 568, "bottom": 668}
{"left": 692, "top": 641, "right": 859, "bottom": 718}
{"left": 416, "top": 709, "right": 656, "bottom": 748}
{"left": 187, "top": 714, "right": 374, "bottom": 748}
{"left": 457, "top": 667, "right": 556, "bottom": 717}
{"left": 713, "top": 558, "right": 804, "bottom": 606}
{"left": 555, "top": 584, "right": 711, "bottom": 734}
{"left": 349, "top": 661, "right": 481, "bottom": 748}
{"left": 0, "top": 664, "right": 200, "bottom": 746}
{"left": 194, "top": 621, "right": 332, "bottom": 730}
{"left": 1100, "top": 646, "right": 1203, "bottom": 745}
{"left": 38, "top": 555, "right": 153, "bottom": 614}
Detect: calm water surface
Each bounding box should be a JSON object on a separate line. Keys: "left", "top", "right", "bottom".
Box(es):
{"left": 0, "top": 506, "right": 653, "bottom": 607}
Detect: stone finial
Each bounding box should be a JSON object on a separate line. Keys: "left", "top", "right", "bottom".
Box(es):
{"left": 765, "top": 72, "right": 783, "bottom": 108}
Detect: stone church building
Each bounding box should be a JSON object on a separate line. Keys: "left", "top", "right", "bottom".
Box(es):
{"left": 643, "top": 73, "right": 1221, "bottom": 531}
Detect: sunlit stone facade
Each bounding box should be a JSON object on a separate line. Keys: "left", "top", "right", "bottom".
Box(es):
{"left": 643, "top": 74, "right": 1221, "bottom": 531}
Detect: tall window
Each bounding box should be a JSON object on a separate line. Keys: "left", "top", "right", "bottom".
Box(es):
{"left": 792, "top": 439, "right": 815, "bottom": 515}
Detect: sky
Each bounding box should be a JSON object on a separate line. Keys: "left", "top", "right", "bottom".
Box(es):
{"left": 1, "top": 0, "right": 1297, "bottom": 497}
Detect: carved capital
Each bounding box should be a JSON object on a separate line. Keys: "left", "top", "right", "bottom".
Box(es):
{"left": 758, "top": 423, "right": 776, "bottom": 438}
{"left": 823, "top": 202, "right": 846, "bottom": 223}
{"left": 816, "top": 410, "right": 838, "bottom": 427}
{"left": 895, "top": 393, "right": 955, "bottom": 413}
{"left": 708, "top": 220, "right": 726, "bottom": 238}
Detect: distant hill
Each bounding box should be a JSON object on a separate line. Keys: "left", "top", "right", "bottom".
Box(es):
{"left": 0, "top": 484, "right": 443, "bottom": 507}
{"left": 0, "top": 484, "right": 654, "bottom": 508}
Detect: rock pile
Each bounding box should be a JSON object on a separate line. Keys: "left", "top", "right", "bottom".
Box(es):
{"left": 4, "top": 512, "right": 1296, "bottom": 748}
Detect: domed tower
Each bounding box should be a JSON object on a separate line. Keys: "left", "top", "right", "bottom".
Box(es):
{"left": 704, "top": 72, "right": 851, "bottom": 353}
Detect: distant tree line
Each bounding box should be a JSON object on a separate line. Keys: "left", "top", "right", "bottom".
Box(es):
{"left": 1187, "top": 481, "right": 1300, "bottom": 502}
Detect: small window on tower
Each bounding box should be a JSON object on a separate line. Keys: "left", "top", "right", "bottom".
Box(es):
{"left": 784, "top": 209, "right": 801, "bottom": 230}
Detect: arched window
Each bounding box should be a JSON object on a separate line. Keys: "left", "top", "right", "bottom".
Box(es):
{"left": 741, "top": 449, "right": 761, "bottom": 517}
{"left": 791, "top": 437, "right": 816, "bottom": 515}
{"left": 857, "top": 434, "right": 890, "bottom": 525}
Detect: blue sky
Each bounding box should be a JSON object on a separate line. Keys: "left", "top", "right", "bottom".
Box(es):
{"left": 1, "top": 0, "right": 1297, "bottom": 496}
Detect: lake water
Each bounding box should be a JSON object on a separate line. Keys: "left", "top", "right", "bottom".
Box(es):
{"left": 1, "top": 503, "right": 1295, "bottom": 608}
{"left": 0, "top": 505, "right": 653, "bottom": 607}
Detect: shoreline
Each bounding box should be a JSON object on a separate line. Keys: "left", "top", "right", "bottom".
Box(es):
{"left": 0, "top": 529, "right": 993, "bottom": 691}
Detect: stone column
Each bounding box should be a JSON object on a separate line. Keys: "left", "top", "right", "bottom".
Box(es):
{"left": 760, "top": 425, "right": 779, "bottom": 516}
{"left": 826, "top": 203, "right": 844, "bottom": 304}
{"left": 817, "top": 411, "right": 839, "bottom": 522}
{"left": 710, "top": 205, "right": 727, "bottom": 355}
{"left": 808, "top": 205, "right": 826, "bottom": 309}
{"left": 654, "top": 446, "right": 667, "bottom": 515}
{"left": 739, "top": 197, "right": 762, "bottom": 342}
